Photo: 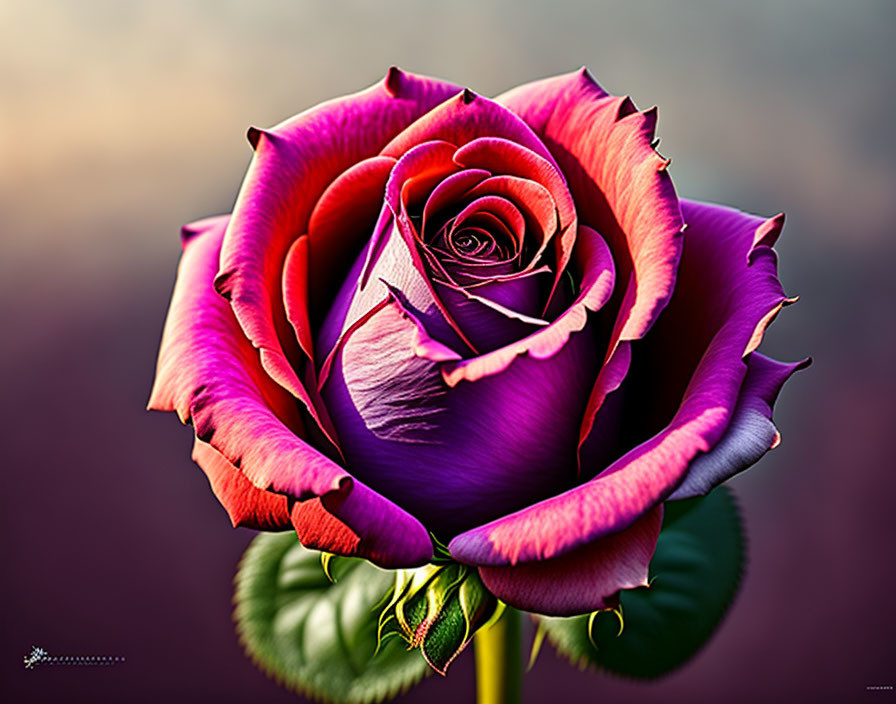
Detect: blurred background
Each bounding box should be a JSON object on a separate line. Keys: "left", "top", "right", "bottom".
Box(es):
{"left": 2, "top": 1, "right": 894, "bottom": 701}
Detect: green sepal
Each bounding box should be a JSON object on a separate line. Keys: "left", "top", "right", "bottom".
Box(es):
{"left": 383, "top": 563, "right": 499, "bottom": 674}
{"left": 537, "top": 487, "right": 745, "bottom": 679}
{"left": 234, "top": 532, "right": 429, "bottom": 703}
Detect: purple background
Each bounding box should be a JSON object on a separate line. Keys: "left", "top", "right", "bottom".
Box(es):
{"left": 2, "top": 1, "right": 894, "bottom": 701}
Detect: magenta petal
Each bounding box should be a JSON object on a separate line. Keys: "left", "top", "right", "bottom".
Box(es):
{"left": 215, "top": 68, "right": 460, "bottom": 411}
{"left": 192, "top": 439, "right": 291, "bottom": 531}
{"left": 381, "top": 89, "right": 559, "bottom": 169}
{"left": 498, "top": 68, "right": 684, "bottom": 341}
{"left": 668, "top": 353, "right": 810, "bottom": 500}
{"left": 478, "top": 506, "right": 662, "bottom": 616}
{"left": 148, "top": 216, "right": 349, "bottom": 499}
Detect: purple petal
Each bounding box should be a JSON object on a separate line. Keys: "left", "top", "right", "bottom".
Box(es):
{"left": 668, "top": 353, "right": 810, "bottom": 500}
{"left": 319, "top": 299, "right": 599, "bottom": 537}
{"left": 291, "top": 477, "right": 434, "bottom": 569}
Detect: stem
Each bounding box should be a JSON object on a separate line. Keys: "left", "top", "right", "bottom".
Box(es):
{"left": 474, "top": 607, "right": 522, "bottom": 704}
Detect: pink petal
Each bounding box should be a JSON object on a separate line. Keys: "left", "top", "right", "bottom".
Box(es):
{"left": 282, "top": 234, "right": 314, "bottom": 361}
{"left": 381, "top": 89, "right": 560, "bottom": 170}
{"left": 454, "top": 137, "right": 578, "bottom": 309}
{"left": 422, "top": 169, "right": 491, "bottom": 232}
{"left": 498, "top": 68, "right": 684, "bottom": 341}
{"left": 149, "top": 217, "right": 433, "bottom": 567}
{"left": 215, "top": 68, "right": 461, "bottom": 422}
{"left": 149, "top": 216, "right": 348, "bottom": 499}
{"left": 478, "top": 505, "right": 662, "bottom": 616}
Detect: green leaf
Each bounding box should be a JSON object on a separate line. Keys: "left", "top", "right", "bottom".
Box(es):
{"left": 537, "top": 486, "right": 745, "bottom": 679}
{"left": 234, "top": 532, "right": 430, "bottom": 703}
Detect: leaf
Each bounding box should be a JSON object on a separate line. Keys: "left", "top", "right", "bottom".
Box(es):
{"left": 537, "top": 486, "right": 745, "bottom": 679}
{"left": 234, "top": 532, "right": 430, "bottom": 703}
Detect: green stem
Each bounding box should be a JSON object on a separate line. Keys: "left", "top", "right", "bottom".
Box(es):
{"left": 474, "top": 607, "right": 522, "bottom": 704}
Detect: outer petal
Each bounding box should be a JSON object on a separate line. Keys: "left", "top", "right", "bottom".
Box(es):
{"left": 290, "top": 479, "right": 433, "bottom": 569}
{"left": 148, "top": 216, "right": 432, "bottom": 567}
{"left": 450, "top": 201, "right": 794, "bottom": 566}
{"left": 148, "top": 216, "right": 346, "bottom": 499}
{"left": 192, "top": 439, "right": 291, "bottom": 531}
{"left": 214, "top": 69, "right": 461, "bottom": 421}
{"left": 478, "top": 505, "right": 662, "bottom": 616}
{"left": 498, "top": 68, "right": 684, "bottom": 342}
{"left": 668, "top": 353, "right": 810, "bottom": 500}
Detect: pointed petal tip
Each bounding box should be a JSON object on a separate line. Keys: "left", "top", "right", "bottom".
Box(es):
{"left": 750, "top": 212, "right": 786, "bottom": 254}
{"left": 246, "top": 126, "right": 262, "bottom": 150}
{"left": 384, "top": 65, "right": 404, "bottom": 97}
{"left": 615, "top": 96, "right": 637, "bottom": 120}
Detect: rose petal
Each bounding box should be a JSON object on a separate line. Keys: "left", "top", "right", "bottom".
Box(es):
{"left": 149, "top": 217, "right": 433, "bottom": 567}
{"left": 667, "top": 353, "right": 810, "bottom": 500}
{"left": 422, "top": 168, "right": 491, "bottom": 232}
{"left": 214, "top": 68, "right": 461, "bottom": 420}
{"left": 148, "top": 217, "right": 347, "bottom": 499}
{"left": 498, "top": 68, "right": 684, "bottom": 341}
{"left": 282, "top": 234, "right": 314, "bottom": 361}
{"left": 578, "top": 340, "right": 632, "bottom": 475}
{"left": 454, "top": 137, "right": 578, "bottom": 308}
{"left": 441, "top": 224, "right": 614, "bottom": 386}
{"left": 381, "top": 89, "right": 560, "bottom": 171}
{"left": 434, "top": 279, "right": 547, "bottom": 352}
{"left": 191, "top": 438, "right": 291, "bottom": 531}
{"left": 290, "top": 477, "right": 434, "bottom": 569}
{"left": 319, "top": 299, "right": 597, "bottom": 537}
{"left": 317, "top": 216, "right": 471, "bottom": 372}
{"left": 478, "top": 505, "right": 662, "bottom": 616}
{"left": 612, "top": 200, "right": 793, "bottom": 450}
{"left": 450, "top": 201, "right": 795, "bottom": 566}
{"left": 304, "top": 155, "right": 397, "bottom": 330}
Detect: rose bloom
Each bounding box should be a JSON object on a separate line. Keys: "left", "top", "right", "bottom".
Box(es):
{"left": 150, "top": 68, "right": 805, "bottom": 616}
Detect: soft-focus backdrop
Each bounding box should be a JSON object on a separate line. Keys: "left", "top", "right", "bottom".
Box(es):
{"left": 3, "top": 1, "right": 894, "bottom": 702}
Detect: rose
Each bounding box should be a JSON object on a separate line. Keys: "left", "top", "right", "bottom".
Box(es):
{"left": 150, "top": 67, "right": 804, "bottom": 617}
